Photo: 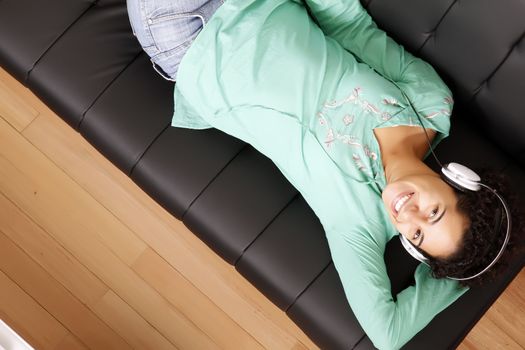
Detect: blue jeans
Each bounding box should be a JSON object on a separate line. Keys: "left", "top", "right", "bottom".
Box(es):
{"left": 126, "top": 0, "right": 225, "bottom": 81}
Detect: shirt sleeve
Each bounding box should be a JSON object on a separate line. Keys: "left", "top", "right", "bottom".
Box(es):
{"left": 302, "top": 0, "right": 454, "bottom": 123}
{"left": 325, "top": 227, "right": 468, "bottom": 350}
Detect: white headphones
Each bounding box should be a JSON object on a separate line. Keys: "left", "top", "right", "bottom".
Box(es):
{"left": 392, "top": 84, "right": 512, "bottom": 281}
{"left": 398, "top": 129, "right": 512, "bottom": 281}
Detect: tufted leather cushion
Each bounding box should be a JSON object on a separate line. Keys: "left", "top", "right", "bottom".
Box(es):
{"left": 367, "top": 0, "right": 525, "bottom": 167}
{"left": 0, "top": 0, "right": 523, "bottom": 348}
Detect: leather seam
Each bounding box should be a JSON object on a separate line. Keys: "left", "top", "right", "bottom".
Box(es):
{"left": 77, "top": 50, "right": 143, "bottom": 130}
{"left": 26, "top": 1, "right": 98, "bottom": 84}
{"left": 285, "top": 260, "right": 332, "bottom": 313}
{"left": 352, "top": 334, "right": 369, "bottom": 350}
{"left": 417, "top": 0, "right": 459, "bottom": 55}
{"left": 233, "top": 191, "right": 300, "bottom": 267}
{"left": 128, "top": 121, "right": 171, "bottom": 177}
{"left": 469, "top": 29, "right": 525, "bottom": 103}
{"left": 181, "top": 143, "right": 249, "bottom": 220}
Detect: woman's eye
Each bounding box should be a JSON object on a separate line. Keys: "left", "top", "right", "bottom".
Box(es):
{"left": 413, "top": 229, "right": 421, "bottom": 240}
{"left": 429, "top": 207, "right": 438, "bottom": 218}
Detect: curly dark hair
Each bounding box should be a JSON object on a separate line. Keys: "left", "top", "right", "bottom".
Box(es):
{"left": 417, "top": 167, "right": 524, "bottom": 288}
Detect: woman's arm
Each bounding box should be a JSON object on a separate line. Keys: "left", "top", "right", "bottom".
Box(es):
{"left": 326, "top": 227, "right": 468, "bottom": 349}
{"left": 302, "top": 0, "right": 454, "bottom": 119}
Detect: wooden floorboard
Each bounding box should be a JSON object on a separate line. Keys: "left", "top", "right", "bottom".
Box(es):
{"left": 0, "top": 66, "right": 523, "bottom": 349}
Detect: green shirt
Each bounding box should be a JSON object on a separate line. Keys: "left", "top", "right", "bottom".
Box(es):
{"left": 172, "top": 0, "right": 468, "bottom": 348}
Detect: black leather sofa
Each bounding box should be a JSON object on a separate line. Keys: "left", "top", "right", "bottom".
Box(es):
{"left": 1, "top": 0, "right": 523, "bottom": 349}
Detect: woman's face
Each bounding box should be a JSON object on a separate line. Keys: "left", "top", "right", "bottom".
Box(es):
{"left": 382, "top": 173, "right": 469, "bottom": 259}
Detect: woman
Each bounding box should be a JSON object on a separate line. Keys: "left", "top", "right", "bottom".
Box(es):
{"left": 126, "top": 0, "right": 522, "bottom": 348}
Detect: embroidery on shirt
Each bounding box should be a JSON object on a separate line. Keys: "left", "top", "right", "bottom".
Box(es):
{"left": 352, "top": 153, "right": 367, "bottom": 172}
{"left": 325, "top": 128, "right": 335, "bottom": 148}
{"left": 323, "top": 129, "right": 377, "bottom": 175}
{"left": 417, "top": 96, "right": 454, "bottom": 121}
{"left": 316, "top": 89, "right": 454, "bottom": 181}
{"left": 343, "top": 114, "right": 354, "bottom": 125}
{"left": 317, "top": 87, "right": 399, "bottom": 126}
{"left": 363, "top": 145, "right": 378, "bottom": 161}
{"left": 316, "top": 86, "right": 393, "bottom": 177}
{"left": 336, "top": 134, "right": 361, "bottom": 147}
{"left": 424, "top": 109, "right": 451, "bottom": 119}
{"left": 382, "top": 97, "right": 399, "bottom": 106}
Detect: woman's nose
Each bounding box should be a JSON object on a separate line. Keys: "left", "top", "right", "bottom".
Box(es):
{"left": 399, "top": 204, "right": 425, "bottom": 222}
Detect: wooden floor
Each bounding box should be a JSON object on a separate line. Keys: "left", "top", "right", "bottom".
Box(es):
{"left": 0, "top": 66, "right": 523, "bottom": 350}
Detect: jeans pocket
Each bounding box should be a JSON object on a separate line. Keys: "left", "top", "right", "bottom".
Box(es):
{"left": 149, "top": 41, "right": 192, "bottom": 81}
{"left": 147, "top": 11, "right": 205, "bottom": 54}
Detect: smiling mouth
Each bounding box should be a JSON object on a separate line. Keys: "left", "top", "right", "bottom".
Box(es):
{"left": 391, "top": 192, "right": 414, "bottom": 217}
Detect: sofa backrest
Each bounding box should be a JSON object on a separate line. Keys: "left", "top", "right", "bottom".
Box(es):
{"left": 365, "top": 0, "right": 525, "bottom": 167}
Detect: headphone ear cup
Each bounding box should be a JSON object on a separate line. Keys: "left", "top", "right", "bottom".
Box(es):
{"left": 399, "top": 234, "right": 429, "bottom": 264}
{"left": 440, "top": 172, "right": 469, "bottom": 193}
{"left": 441, "top": 162, "right": 482, "bottom": 192}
